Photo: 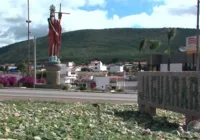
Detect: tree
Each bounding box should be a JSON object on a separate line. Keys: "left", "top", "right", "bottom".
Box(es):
{"left": 0, "top": 66, "right": 4, "bottom": 71}
{"left": 123, "top": 65, "right": 129, "bottom": 72}
{"left": 111, "top": 58, "right": 119, "bottom": 64}
{"left": 148, "top": 40, "right": 161, "bottom": 71}
{"left": 81, "top": 68, "right": 90, "bottom": 72}
{"left": 17, "top": 61, "right": 27, "bottom": 75}
{"left": 166, "top": 28, "right": 177, "bottom": 71}
{"left": 139, "top": 39, "right": 161, "bottom": 71}
{"left": 138, "top": 39, "right": 147, "bottom": 70}
{"left": 4, "top": 66, "right": 9, "bottom": 72}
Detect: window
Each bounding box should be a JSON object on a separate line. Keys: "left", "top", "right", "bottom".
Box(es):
{"left": 95, "top": 67, "right": 97, "bottom": 69}
{"left": 95, "top": 63, "right": 97, "bottom": 66}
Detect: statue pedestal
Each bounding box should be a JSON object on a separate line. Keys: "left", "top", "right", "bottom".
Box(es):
{"left": 45, "top": 63, "right": 62, "bottom": 88}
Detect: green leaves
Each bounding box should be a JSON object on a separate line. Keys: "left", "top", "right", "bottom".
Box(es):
{"left": 139, "top": 39, "right": 147, "bottom": 52}
{"left": 148, "top": 40, "right": 161, "bottom": 51}
{"left": 138, "top": 39, "right": 161, "bottom": 51}
{"left": 16, "top": 60, "right": 27, "bottom": 75}
{"left": 167, "top": 28, "right": 177, "bottom": 43}
{"left": 0, "top": 101, "right": 199, "bottom": 139}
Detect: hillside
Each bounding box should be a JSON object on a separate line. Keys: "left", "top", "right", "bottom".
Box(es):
{"left": 0, "top": 28, "right": 197, "bottom": 64}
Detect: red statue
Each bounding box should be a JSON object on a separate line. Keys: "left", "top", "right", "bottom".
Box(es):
{"left": 48, "top": 4, "right": 62, "bottom": 57}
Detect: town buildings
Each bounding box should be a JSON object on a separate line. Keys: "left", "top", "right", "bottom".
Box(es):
{"left": 0, "top": 60, "right": 137, "bottom": 92}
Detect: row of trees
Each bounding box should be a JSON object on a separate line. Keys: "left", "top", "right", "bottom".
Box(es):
{"left": 0, "top": 66, "right": 9, "bottom": 72}
{"left": 138, "top": 28, "right": 177, "bottom": 71}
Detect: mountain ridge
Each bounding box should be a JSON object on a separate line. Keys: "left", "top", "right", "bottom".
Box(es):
{"left": 0, "top": 28, "right": 197, "bottom": 64}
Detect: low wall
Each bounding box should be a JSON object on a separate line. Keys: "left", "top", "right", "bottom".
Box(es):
{"left": 137, "top": 71, "right": 200, "bottom": 124}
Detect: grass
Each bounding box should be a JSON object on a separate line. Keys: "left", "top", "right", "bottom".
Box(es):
{"left": 0, "top": 101, "right": 199, "bottom": 140}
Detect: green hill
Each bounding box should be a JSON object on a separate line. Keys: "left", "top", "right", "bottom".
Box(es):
{"left": 0, "top": 28, "right": 197, "bottom": 64}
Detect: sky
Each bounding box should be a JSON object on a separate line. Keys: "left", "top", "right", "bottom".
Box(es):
{"left": 0, "top": 0, "right": 197, "bottom": 47}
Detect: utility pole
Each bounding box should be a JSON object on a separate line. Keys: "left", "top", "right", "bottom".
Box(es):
{"left": 26, "top": 0, "right": 31, "bottom": 75}
{"left": 33, "top": 36, "right": 37, "bottom": 88}
{"left": 123, "top": 70, "right": 126, "bottom": 93}
{"left": 196, "top": 0, "right": 199, "bottom": 71}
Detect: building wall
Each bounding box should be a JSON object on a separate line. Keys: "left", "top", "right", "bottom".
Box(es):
{"left": 93, "top": 61, "right": 107, "bottom": 71}
{"left": 94, "top": 77, "right": 110, "bottom": 90}
{"left": 150, "top": 52, "right": 195, "bottom": 65}
{"left": 94, "top": 62, "right": 101, "bottom": 71}
{"left": 75, "top": 67, "right": 81, "bottom": 72}
{"left": 60, "top": 64, "right": 67, "bottom": 75}
{"left": 101, "top": 65, "right": 107, "bottom": 71}
{"left": 67, "top": 62, "right": 74, "bottom": 67}
{"left": 109, "top": 65, "right": 123, "bottom": 72}
{"left": 67, "top": 71, "right": 71, "bottom": 76}
{"left": 160, "top": 63, "right": 182, "bottom": 72}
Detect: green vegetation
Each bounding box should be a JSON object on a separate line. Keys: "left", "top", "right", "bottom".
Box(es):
{"left": 16, "top": 61, "right": 27, "bottom": 75}
{"left": 138, "top": 39, "right": 161, "bottom": 70}
{"left": 0, "top": 28, "right": 196, "bottom": 64}
{"left": 0, "top": 101, "right": 199, "bottom": 139}
{"left": 166, "top": 28, "right": 177, "bottom": 71}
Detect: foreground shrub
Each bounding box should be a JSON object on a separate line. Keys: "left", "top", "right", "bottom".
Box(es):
{"left": 18, "top": 83, "right": 23, "bottom": 87}
{"left": 90, "top": 82, "right": 96, "bottom": 89}
{"left": 36, "top": 78, "right": 46, "bottom": 84}
{"left": 61, "top": 84, "right": 72, "bottom": 90}
{"left": 7, "top": 76, "right": 17, "bottom": 86}
{"left": 0, "top": 77, "right": 9, "bottom": 87}
{"left": 116, "top": 89, "right": 123, "bottom": 92}
{"left": 79, "top": 87, "right": 87, "bottom": 90}
{"left": 0, "top": 83, "right": 3, "bottom": 88}
{"left": 62, "top": 85, "right": 69, "bottom": 90}
{"left": 18, "top": 76, "right": 34, "bottom": 88}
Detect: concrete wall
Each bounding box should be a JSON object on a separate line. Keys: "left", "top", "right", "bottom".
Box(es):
{"left": 160, "top": 63, "right": 183, "bottom": 72}
{"left": 109, "top": 65, "right": 124, "bottom": 73}
{"left": 94, "top": 77, "right": 110, "bottom": 90}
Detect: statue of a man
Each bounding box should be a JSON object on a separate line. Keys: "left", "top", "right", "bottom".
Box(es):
{"left": 48, "top": 4, "right": 62, "bottom": 60}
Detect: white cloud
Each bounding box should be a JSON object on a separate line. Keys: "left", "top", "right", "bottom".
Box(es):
{"left": 0, "top": 0, "right": 198, "bottom": 47}
{"left": 87, "top": 0, "right": 106, "bottom": 7}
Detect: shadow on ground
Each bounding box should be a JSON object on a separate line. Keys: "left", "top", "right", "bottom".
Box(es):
{"left": 112, "top": 110, "right": 180, "bottom": 132}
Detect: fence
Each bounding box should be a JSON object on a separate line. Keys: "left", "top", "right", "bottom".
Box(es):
{"left": 137, "top": 71, "right": 200, "bottom": 125}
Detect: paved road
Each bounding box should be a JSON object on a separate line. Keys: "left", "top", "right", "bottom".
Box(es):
{"left": 0, "top": 88, "right": 137, "bottom": 104}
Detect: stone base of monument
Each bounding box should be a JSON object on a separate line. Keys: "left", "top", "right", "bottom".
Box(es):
{"left": 36, "top": 63, "right": 62, "bottom": 89}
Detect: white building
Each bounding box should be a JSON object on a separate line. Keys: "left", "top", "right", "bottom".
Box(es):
{"left": 90, "top": 61, "right": 107, "bottom": 71}
{"left": 63, "top": 65, "right": 77, "bottom": 84}
{"left": 60, "top": 64, "right": 67, "bottom": 74}
{"left": 93, "top": 77, "right": 110, "bottom": 90}
{"left": 75, "top": 67, "right": 81, "bottom": 72}
{"left": 109, "top": 65, "right": 124, "bottom": 73}
{"left": 67, "top": 62, "right": 75, "bottom": 67}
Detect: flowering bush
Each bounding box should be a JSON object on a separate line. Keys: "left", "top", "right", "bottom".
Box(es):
{"left": 90, "top": 81, "right": 96, "bottom": 89}
{"left": 36, "top": 78, "right": 46, "bottom": 84}
{"left": 7, "top": 76, "right": 17, "bottom": 86}
{"left": 18, "top": 76, "right": 34, "bottom": 88}
{"left": 0, "top": 77, "right": 9, "bottom": 87}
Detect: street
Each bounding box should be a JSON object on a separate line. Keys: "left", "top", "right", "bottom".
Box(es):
{"left": 0, "top": 88, "right": 137, "bottom": 104}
